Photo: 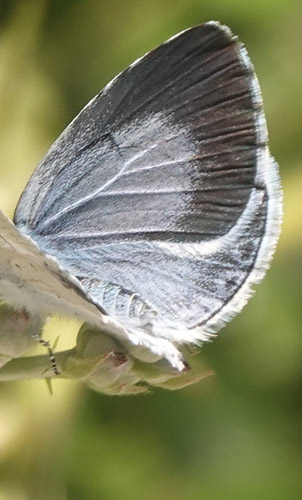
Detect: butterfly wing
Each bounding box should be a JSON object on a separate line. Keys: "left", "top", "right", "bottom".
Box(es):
{"left": 0, "top": 209, "right": 103, "bottom": 323}
{"left": 14, "top": 22, "right": 282, "bottom": 345}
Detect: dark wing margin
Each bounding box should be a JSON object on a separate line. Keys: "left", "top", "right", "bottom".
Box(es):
{"left": 14, "top": 22, "right": 282, "bottom": 342}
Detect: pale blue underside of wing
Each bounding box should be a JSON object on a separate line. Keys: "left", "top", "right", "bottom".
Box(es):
{"left": 14, "top": 23, "right": 281, "bottom": 344}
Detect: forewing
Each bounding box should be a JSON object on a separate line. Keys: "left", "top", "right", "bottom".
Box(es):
{"left": 14, "top": 22, "right": 282, "bottom": 343}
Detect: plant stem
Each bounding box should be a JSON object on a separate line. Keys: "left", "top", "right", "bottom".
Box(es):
{"left": 0, "top": 349, "right": 74, "bottom": 381}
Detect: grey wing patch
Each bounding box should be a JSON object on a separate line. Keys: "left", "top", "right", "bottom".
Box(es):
{"left": 15, "top": 22, "right": 259, "bottom": 241}
{"left": 78, "top": 277, "right": 158, "bottom": 326}
{"left": 33, "top": 184, "right": 269, "bottom": 345}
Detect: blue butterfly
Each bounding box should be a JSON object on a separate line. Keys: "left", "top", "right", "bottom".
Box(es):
{"left": 0, "top": 22, "right": 282, "bottom": 371}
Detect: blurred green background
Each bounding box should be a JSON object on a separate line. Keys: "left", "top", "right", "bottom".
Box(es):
{"left": 0, "top": 1, "right": 301, "bottom": 499}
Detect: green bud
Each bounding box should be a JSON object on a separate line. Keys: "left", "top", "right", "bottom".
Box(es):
{"left": 63, "top": 323, "right": 136, "bottom": 391}
{"left": 155, "top": 370, "right": 214, "bottom": 390}
{"left": 88, "top": 371, "right": 148, "bottom": 395}
{"left": 132, "top": 358, "right": 181, "bottom": 384}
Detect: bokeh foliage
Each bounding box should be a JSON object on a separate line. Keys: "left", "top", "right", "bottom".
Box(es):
{"left": 0, "top": 1, "right": 301, "bottom": 499}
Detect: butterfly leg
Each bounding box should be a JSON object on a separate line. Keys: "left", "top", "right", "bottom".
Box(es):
{"left": 29, "top": 314, "right": 60, "bottom": 376}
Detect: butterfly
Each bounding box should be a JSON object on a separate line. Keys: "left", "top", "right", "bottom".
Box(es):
{"left": 0, "top": 21, "right": 282, "bottom": 372}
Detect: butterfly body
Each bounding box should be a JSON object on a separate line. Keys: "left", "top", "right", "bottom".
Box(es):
{"left": 0, "top": 210, "right": 102, "bottom": 322}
